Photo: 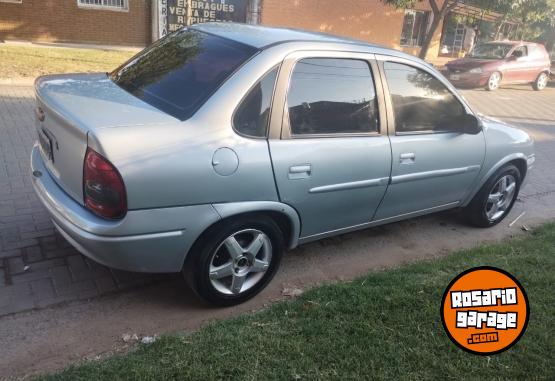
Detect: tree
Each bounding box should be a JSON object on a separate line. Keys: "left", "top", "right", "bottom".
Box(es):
{"left": 383, "top": 0, "right": 460, "bottom": 59}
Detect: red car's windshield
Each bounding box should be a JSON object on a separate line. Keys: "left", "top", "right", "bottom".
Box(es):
{"left": 468, "top": 43, "right": 513, "bottom": 59}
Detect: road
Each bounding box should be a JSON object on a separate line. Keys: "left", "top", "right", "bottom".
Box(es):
{"left": 1, "top": 83, "right": 555, "bottom": 379}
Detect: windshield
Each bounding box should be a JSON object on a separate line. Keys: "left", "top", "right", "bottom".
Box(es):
{"left": 468, "top": 43, "right": 513, "bottom": 59}
{"left": 111, "top": 28, "right": 258, "bottom": 120}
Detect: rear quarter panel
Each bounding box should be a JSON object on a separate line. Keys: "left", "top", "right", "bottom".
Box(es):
{"left": 88, "top": 49, "right": 290, "bottom": 210}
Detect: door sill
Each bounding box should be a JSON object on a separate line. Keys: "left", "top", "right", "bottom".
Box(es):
{"left": 297, "top": 201, "right": 460, "bottom": 245}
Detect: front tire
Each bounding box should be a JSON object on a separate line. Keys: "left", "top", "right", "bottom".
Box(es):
{"left": 532, "top": 72, "right": 548, "bottom": 91}
{"left": 183, "top": 215, "right": 284, "bottom": 306}
{"left": 464, "top": 164, "right": 521, "bottom": 227}
{"left": 486, "top": 71, "right": 501, "bottom": 91}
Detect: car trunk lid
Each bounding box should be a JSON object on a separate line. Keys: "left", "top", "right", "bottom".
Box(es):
{"left": 34, "top": 73, "right": 177, "bottom": 205}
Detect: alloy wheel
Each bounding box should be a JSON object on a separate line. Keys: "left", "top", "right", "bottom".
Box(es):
{"left": 536, "top": 73, "right": 548, "bottom": 90}
{"left": 488, "top": 72, "right": 501, "bottom": 90}
{"left": 485, "top": 174, "right": 516, "bottom": 222}
{"left": 208, "top": 229, "right": 272, "bottom": 295}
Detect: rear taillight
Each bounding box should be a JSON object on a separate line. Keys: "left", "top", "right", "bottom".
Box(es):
{"left": 83, "top": 148, "right": 127, "bottom": 219}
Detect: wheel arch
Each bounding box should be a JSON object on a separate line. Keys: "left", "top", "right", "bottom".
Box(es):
{"left": 462, "top": 154, "right": 528, "bottom": 207}
{"left": 204, "top": 201, "right": 301, "bottom": 249}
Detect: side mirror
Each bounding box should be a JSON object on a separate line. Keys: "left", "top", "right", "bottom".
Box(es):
{"left": 460, "top": 113, "right": 482, "bottom": 135}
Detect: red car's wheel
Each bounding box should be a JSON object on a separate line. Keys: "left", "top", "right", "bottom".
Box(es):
{"left": 532, "top": 72, "right": 548, "bottom": 91}
{"left": 486, "top": 72, "right": 501, "bottom": 91}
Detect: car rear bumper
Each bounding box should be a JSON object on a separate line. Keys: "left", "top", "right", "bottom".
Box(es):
{"left": 30, "top": 144, "right": 221, "bottom": 273}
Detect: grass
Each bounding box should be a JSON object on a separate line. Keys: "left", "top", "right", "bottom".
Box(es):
{"left": 40, "top": 223, "right": 555, "bottom": 380}
{"left": 0, "top": 45, "right": 134, "bottom": 79}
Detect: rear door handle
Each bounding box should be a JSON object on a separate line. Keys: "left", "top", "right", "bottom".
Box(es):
{"left": 288, "top": 164, "right": 312, "bottom": 179}
{"left": 400, "top": 153, "right": 415, "bottom": 164}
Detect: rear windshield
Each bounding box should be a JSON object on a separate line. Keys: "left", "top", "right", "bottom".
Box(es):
{"left": 110, "top": 28, "right": 258, "bottom": 120}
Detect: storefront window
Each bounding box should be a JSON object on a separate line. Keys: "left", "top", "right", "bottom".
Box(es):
{"left": 400, "top": 10, "right": 430, "bottom": 47}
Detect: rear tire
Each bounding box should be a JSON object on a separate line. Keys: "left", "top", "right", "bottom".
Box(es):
{"left": 183, "top": 215, "right": 284, "bottom": 306}
{"left": 486, "top": 71, "right": 501, "bottom": 91}
{"left": 532, "top": 72, "right": 548, "bottom": 91}
{"left": 464, "top": 164, "right": 521, "bottom": 228}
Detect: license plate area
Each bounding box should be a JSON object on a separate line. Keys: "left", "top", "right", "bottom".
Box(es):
{"left": 38, "top": 128, "right": 54, "bottom": 163}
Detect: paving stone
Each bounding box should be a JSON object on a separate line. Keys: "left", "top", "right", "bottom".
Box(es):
{"left": 23, "top": 245, "right": 43, "bottom": 263}
{"left": 11, "top": 267, "right": 51, "bottom": 284}
{"left": 0, "top": 248, "right": 21, "bottom": 259}
{"left": 7, "top": 256, "right": 26, "bottom": 274}
{"left": 95, "top": 276, "right": 117, "bottom": 294}
{"left": 30, "top": 278, "right": 56, "bottom": 301}
{"left": 67, "top": 255, "right": 96, "bottom": 281}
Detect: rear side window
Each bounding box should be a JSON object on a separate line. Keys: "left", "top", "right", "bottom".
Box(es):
{"left": 287, "top": 58, "right": 379, "bottom": 135}
{"left": 528, "top": 44, "right": 547, "bottom": 59}
{"left": 233, "top": 67, "right": 279, "bottom": 138}
{"left": 111, "top": 29, "right": 258, "bottom": 121}
{"left": 383, "top": 62, "right": 465, "bottom": 133}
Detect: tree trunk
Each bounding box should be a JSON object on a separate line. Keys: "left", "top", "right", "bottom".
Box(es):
{"left": 419, "top": 11, "right": 442, "bottom": 60}
{"left": 546, "top": 27, "right": 555, "bottom": 53}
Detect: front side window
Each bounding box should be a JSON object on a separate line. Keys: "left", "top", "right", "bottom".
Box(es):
{"left": 234, "top": 67, "right": 278, "bottom": 138}
{"left": 111, "top": 29, "right": 258, "bottom": 120}
{"left": 400, "top": 10, "right": 430, "bottom": 47}
{"left": 287, "top": 58, "right": 379, "bottom": 136}
{"left": 512, "top": 45, "right": 528, "bottom": 57}
{"left": 384, "top": 62, "right": 465, "bottom": 133}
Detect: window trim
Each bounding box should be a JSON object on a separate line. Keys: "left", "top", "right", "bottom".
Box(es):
{"left": 278, "top": 53, "right": 385, "bottom": 140}
{"left": 231, "top": 65, "right": 281, "bottom": 139}
{"left": 77, "top": 0, "right": 129, "bottom": 12}
{"left": 375, "top": 54, "right": 475, "bottom": 136}
{"left": 400, "top": 9, "right": 431, "bottom": 48}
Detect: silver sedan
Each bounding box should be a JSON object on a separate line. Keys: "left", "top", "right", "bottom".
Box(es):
{"left": 31, "top": 23, "right": 534, "bottom": 306}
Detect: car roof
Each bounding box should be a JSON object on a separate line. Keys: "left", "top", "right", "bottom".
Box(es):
{"left": 191, "top": 22, "right": 380, "bottom": 50}
{"left": 483, "top": 40, "right": 539, "bottom": 46}
{"left": 190, "top": 22, "right": 438, "bottom": 73}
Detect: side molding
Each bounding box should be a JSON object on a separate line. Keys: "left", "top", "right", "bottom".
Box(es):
{"left": 212, "top": 201, "right": 301, "bottom": 249}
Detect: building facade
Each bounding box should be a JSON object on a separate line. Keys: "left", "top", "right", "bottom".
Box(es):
{"left": 0, "top": 0, "right": 443, "bottom": 58}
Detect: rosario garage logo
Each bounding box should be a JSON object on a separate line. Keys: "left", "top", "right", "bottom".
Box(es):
{"left": 441, "top": 266, "right": 529, "bottom": 355}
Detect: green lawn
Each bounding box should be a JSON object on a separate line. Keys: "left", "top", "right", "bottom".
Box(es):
{"left": 40, "top": 224, "right": 555, "bottom": 380}
{"left": 0, "top": 45, "right": 134, "bottom": 79}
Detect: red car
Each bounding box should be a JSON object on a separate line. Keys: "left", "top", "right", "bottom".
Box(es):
{"left": 445, "top": 41, "right": 551, "bottom": 91}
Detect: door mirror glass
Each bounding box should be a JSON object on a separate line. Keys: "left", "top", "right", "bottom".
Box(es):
{"left": 455, "top": 113, "right": 482, "bottom": 135}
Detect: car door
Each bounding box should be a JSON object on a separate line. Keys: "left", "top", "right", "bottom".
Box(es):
{"left": 268, "top": 52, "right": 392, "bottom": 239}
{"left": 504, "top": 45, "right": 530, "bottom": 83}
{"left": 372, "top": 56, "right": 486, "bottom": 221}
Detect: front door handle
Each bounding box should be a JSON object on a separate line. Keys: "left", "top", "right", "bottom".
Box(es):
{"left": 288, "top": 164, "right": 312, "bottom": 179}
{"left": 400, "top": 153, "right": 415, "bottom": 165}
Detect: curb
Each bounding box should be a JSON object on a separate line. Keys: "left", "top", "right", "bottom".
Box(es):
{"left": 0, "top": 78, "right": 35, "bottom": 86}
